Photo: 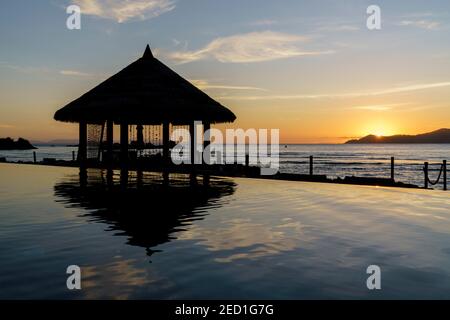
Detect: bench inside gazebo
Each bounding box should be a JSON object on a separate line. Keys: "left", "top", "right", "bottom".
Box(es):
{"left": 54, "top": 45, "right": 236, "bottom": 174}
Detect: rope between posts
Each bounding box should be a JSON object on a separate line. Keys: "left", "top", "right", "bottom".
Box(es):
{"left": 424, "top": 163, "right": 444, "bottom": 186}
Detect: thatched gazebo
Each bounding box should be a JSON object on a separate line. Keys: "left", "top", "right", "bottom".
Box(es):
{"left": 54, "top": 45, "right": 236, "bottom": 169}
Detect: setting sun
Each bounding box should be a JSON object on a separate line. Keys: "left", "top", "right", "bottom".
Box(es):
{"left": 358, "top": 120, "right": 397, "bottom": 138}
{"left": 374, "top": 131, "right": 387, "bottom": 137}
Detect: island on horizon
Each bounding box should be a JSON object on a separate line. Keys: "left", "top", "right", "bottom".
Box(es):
{"left": 345, "top": 128, "right": 450, "bottom": 144}
{"left": 0, "top": 137, "right": 36, "bottom": 150}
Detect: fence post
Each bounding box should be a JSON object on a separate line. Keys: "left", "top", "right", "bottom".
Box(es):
{"left": 443, "top": 160, "right": 447, "bottom": 191}
{"left": 33, "top": 151, "right": 37, "bottom": 164}
{"left": 391, "top": 157, "right": 395, "bottom": 181}
{"left": 424, "top": 162, "right": 429, "bottom": 189}
{"left": 309, "top": 156, "right": 313, "bottom": 176}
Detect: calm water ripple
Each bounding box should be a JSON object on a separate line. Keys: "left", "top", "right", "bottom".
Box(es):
{"left": 1, "top": 163, "right": 450, "bottom": 299}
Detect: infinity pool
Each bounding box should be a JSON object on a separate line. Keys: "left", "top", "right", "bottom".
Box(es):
{"left": 1, "top": 163, "right": 450, "bottom": 299}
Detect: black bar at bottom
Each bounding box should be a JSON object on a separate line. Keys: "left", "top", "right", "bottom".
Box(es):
{"left": 1, "top": 300, "right": 445, "bottom": 319}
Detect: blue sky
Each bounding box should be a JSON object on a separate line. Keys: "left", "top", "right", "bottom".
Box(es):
{"left": 1, "top": 0, "right": 450, "bottom": 142}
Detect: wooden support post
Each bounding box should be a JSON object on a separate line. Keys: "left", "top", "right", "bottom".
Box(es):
{"left": 203, "top": 122, "right": 211, "bottom": 185}
{"left": 137, "top": 169, "right": 143, "bottom": 188}
{"left": 190, "top": 122, "right": 196, "bottom": 166}
{"left": 120, "top": 168, "right": 128, "bottom": 190}
{"left": 33, "top": 151, "right": 37, "bottom": 164}
{"left": 424, "top": 162, "right": 429, "bottom": 189}
{"left": 391, "top": 157, "right": 395, "bottom": 181}
{"left": 163, "top": 170, "right": 169, "bottom": 187}
{"left": 203, "top": 122, "right": 211, "bottom": 165}
{"left": 79, "top": 167, "right": 87, "bottom": 188}
{"left": 163, "top": 122, "right": 170, "bottom": 165}
{"left": 106, "top": 168, "right": 114, "bottom": 188}
{"left": 97, "top": 122, "right": 105, "bottom": 161}
{"left": 443, "top": 160, "right": 447, "bottom": 191}
{"left": 245, "top": 153, "right": 250, "bottom": 168}
{"left": 78, "top": 121, "right": 87, "bottom": 166}
{"left": 203, "top": 174, "right": 210, "bottom": 187}
{"left": 106, "top": 120, "right": 114, "bottom": 165}
{"left": 309, "top": 155, "right": 313, "bottom": 176}
{"left": 72, "top": 150, "right": 76, "bottom": 162}
{"left": 136, "top": 125, "right": 144, "bottom": 149}
{"left": 120, "top": 122, "right": 128, "bottom": 167}
{"left": 190, "top": 172, "right": 198, "bottom": 186}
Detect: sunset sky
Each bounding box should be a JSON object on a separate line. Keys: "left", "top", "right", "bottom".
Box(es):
{"left": 1, "top": 0, "right": 450, "bottom": 143}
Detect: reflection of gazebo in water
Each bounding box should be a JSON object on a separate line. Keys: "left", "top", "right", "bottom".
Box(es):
{"left": 54, "top": 171, "right": 236, "bottom": 259}
{"left": 54, "top": 45, "right": 236, "bottom": 173}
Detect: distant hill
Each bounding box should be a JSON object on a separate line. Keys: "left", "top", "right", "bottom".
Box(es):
{"left": 345, "top": 129, "right": 450, "bottom": 144}
{"left": 0, "top": 137, "right": 36, "bottom": 150}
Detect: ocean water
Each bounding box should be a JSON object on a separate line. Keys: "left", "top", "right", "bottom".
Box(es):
{"left": 1, "top": 144, "right": 449, "bottom": 188}
{"left": 0, "top": 146, "right": 78, "bottom": 163}
{"left": 1, "top": 163, "right": 450, "bottom": 299}
{"left": 279, "top": 144, "right": 450, "bottom": 188}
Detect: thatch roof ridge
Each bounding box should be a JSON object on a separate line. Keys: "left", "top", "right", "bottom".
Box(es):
{"left": 142, "top": 44, "right": 153, "bottom": 59}
{"left": 54, "top": 45, "right": 236, "bottom": 125}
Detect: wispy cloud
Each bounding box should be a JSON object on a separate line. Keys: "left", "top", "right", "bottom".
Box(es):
{"left": 217, "top": 82, "right": 450, "bottom": 101}
{"left": 400, "top": 12, "right": 434, "bottom": 19}
{"left": 0, "top": 124, "right": 14, "bottom": 129}
{"left": 59, "top": 70, "right": 92, "bottom": 77}
{"left": 1, "top": 64, "right": 51, "bottom": 74}
{"left": 317, "top": 25, "right": 360, "bottom": 32}
{"left": 1, "top": 63, "right": 96, "bottom": 78}
{"left": 368, "top": 82, "right": 450, "bottom": 96}
{"left": 249, "top": 19, "right": 278, "bottom": 26}
{"left": 169, "top": 31, "right": 334, "bottom": 64}
{"left": 190, "top": 79, "right": 267, "bottom": 91}
{"left": 350, "top": 103, "right": 409, "bottom": 111}
{"left": 71, "top": 0, "right": 176, "bottom": 23}
{"left": 398, "top": 19, "right": 441, "bottom": 30}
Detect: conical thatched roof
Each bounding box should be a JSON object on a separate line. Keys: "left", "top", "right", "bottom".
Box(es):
{"left": 54, "top": 45, "right": 236, "bottom": 125}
